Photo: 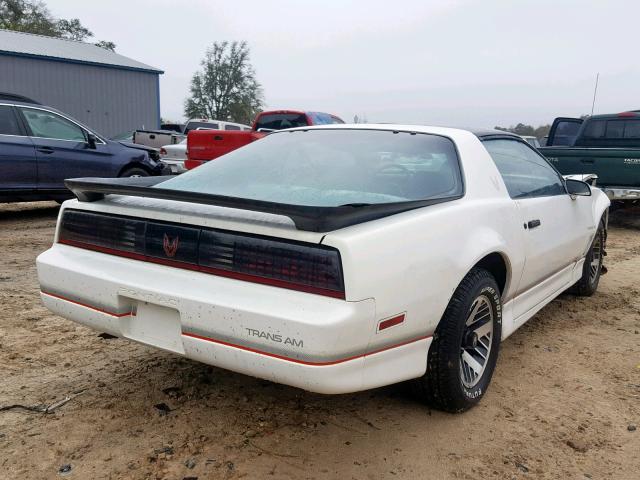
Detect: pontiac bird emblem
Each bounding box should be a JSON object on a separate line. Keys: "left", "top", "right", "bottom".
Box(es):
{"left": 162, "top": 233, "right": 180, "bottom": 258}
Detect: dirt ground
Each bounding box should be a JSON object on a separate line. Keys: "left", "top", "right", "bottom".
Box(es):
{"left": 1, "top": 202, "right": 639, "bottom": 480}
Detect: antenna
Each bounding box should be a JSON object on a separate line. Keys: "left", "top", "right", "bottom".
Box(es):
{"left": 590, "top": 73, "right": 599, "bottom": 116}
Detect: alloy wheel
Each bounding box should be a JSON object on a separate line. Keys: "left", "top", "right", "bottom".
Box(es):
{"left": 460, "top": 295, "right": 494, "bottom": 388}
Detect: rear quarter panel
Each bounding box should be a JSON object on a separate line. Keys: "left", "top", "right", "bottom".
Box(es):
{"left": 322, "top": 130, "right": 524, "bottom": 350}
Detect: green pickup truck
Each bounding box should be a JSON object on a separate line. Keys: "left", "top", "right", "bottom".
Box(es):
{"left": 539, "top": 111, "right": 640, "bottom": 202}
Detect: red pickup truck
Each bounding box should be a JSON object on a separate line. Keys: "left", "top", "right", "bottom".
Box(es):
{"left": 184, "top": 110, "right": 344, "bottom": 170}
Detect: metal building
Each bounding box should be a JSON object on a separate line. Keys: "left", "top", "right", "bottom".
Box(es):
{"left": 0, "top": 29, "right": 163, "bottom": 138}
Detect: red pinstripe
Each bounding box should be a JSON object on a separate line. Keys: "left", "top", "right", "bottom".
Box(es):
{"left": 42, "top": 290, "right": 431, "bottom": 366}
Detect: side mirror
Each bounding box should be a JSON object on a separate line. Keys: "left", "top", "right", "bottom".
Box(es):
{"left": 86, "top": 133, "right": 98, "bottom": 149}
{"left": 566, "top": 179, "right": 591, "bottom": 197}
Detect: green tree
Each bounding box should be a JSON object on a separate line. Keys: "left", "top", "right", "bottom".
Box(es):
{"left": 495, "top": 122, "right": 551, "bottom": 139}
{"left": 0, "top": 0, "right": 116, "bottom": 49}
{"left": 185, "top": 41, "right": 264, "bottom": 125}
{"left": 94, "top": 40, "right": 116, "bottom": 52}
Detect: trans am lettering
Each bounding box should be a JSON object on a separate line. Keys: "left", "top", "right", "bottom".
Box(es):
{"left": 245, "top": 328, "right": 304, "bottom": 348}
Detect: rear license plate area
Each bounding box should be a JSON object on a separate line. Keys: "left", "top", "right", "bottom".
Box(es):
{"left": 120, "top": 302, "right": 184, "bottom": 354}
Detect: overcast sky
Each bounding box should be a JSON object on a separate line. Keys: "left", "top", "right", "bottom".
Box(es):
{"left": 47, "top": 0, "right": 640, "bottom": 127}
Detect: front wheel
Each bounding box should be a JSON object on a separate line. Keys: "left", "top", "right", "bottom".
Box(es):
{"left": 119, "top": 167, "right": 149, "bottom": 178}
{"left": 413, "top": 268, "right": 502, "bottom": 413}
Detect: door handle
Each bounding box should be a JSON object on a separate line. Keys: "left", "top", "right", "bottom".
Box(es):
{"left": 213, "top": 135, "right": 223, "bottom": 141}
{"left": 36, "top": 147, "right": 55, "bottom": 154}
{"left": 527, "top": 219, "right": 541, "bottom": 229}
{"left": 580, "top": 158, "right": 595, "bottom": 164}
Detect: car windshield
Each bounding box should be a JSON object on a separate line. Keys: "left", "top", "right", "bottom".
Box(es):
{"left": 158, "top": 129, "right": 462, "bottom": 207}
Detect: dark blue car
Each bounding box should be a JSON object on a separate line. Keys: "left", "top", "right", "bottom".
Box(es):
{"left": 0, "top": 96, "right": 166, "bottom": 203}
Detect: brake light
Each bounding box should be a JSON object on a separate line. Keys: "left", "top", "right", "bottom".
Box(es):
{"left": 160, "top": 147, "right": 167, "bottom": 155}
{"left": 58, "top": 210, "right": 345, "bottom": 298}
{"left": 618, "top": 111, "right": 638, "bottom": 117}
{"left": 199, "top": 230, "right": 344, "bottom": 295}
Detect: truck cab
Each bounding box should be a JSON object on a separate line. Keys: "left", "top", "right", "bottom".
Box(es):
{"left": 540, "top": 111, "right": 640, "bottom": 201}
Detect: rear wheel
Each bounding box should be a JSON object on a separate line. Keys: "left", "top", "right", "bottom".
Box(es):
{"left": 119, "top": 167, "right": 149, "bottom": 178}
{"left": 413, "top": 268, "right": 502, "bottom": 413}
{"left": 569, "top": 220, "right": 605, "bottom": 296}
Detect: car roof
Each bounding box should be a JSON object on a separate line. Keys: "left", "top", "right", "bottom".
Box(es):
{"left": 0, "top": 92, "right": 41, "bottom": 104}
{"left": 278, "top": 123, "right": 522, "bottom": 140}
{"left": 591, "top": 111, "right": 640, "bottom": 120}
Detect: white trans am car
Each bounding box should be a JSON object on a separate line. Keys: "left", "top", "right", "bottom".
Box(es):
{"left": 37, "top": 125, "right": 609, "bottom": 412}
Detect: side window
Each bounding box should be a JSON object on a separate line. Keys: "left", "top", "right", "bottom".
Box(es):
{"left": 582, "top": 120, "right": 606, "bottom": 139}
{"left": 225, "top": 124, "right": 241, "bottom": 131}
{"left": 605, "top": 120, "right": 625, "bottom": 139}
{"left": 0, "top": 106, "right": 22, "bottom": 136}
{"left": 623, "top": 120, "right": 640, "bottom": 138}
{"left": 483, "top": 139, "right": 566, "bottom": 199}
{"left": 20, "top": 108, "right": 85, "bottom": 141}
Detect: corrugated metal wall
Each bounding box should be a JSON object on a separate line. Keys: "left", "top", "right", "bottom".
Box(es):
{"left": 0, "top": 54, "right": 160, "bottom": 138}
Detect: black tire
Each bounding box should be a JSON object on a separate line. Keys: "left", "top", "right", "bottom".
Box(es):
{"left": 119, "top": 167, "right": 149, "bottom": 178}
{"left": 413, "top": 268, "right": 502, "bottom": 413}
{"left": 569, "top": 219, "right": 605, "bottom": 297}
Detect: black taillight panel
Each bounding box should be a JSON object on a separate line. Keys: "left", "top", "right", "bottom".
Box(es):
{"left": 58, "top": 210, "right": 345, "bottom": 298}
{"left": 199, "top": 230, "right": 344, "bottom": 294}
{"left": 59, "top": 210, "right": 145, "bottom": 254}
{"left": 145, "top": 222, "right": 200, "bottom": 264}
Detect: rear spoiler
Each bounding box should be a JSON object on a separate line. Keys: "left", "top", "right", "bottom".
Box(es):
{"left": 65, "top": 177, "right": 460, "bottom": 233}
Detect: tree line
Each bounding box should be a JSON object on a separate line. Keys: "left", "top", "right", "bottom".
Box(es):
{"left": 494, "top": 123, "right": 551, "bottom": 139}
{"left": 1, "top": 0, "right": 115, "bottom": 50}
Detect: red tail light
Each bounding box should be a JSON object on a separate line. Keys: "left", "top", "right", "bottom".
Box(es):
{"left": 58, "top": 210, "right": 345, "bottom": 298}
{"left": 160, "top": 147, "right": 167, "bottom": 155}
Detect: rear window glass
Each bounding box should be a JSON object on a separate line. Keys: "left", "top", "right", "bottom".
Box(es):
{"left": 624, "top": 120, "right": 640, "bottom": 138}
{"left": 225, "top": 124, "right": 241, "bottom": 130}
{"left": 255, "top": 113, "right": 308, "bottom": 131}
{"left": 605, "top": 120, "right": 625, "bottom": 138}
{"left": 158, "top": 129, "right": 463, "bottom": 207}
{"left": 582, "top": 120, "right": 606, "bottom": 138}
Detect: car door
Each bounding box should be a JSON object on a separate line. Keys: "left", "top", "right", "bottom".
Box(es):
{"left": 483, "top": 138, "right": 593, "bottom": 320}
{"left": 0, "top": 104, "right": 37, "bottom": 194}
{"left": 17, "top": 106, "right": 114, "bottom": 191}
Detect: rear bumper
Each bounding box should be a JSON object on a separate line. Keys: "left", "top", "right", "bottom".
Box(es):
{"left": 37, "top": 244, "right": 430, "bottom": 394}
{"left": 603, "top": 187, "right": 640, "bottom": 201}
